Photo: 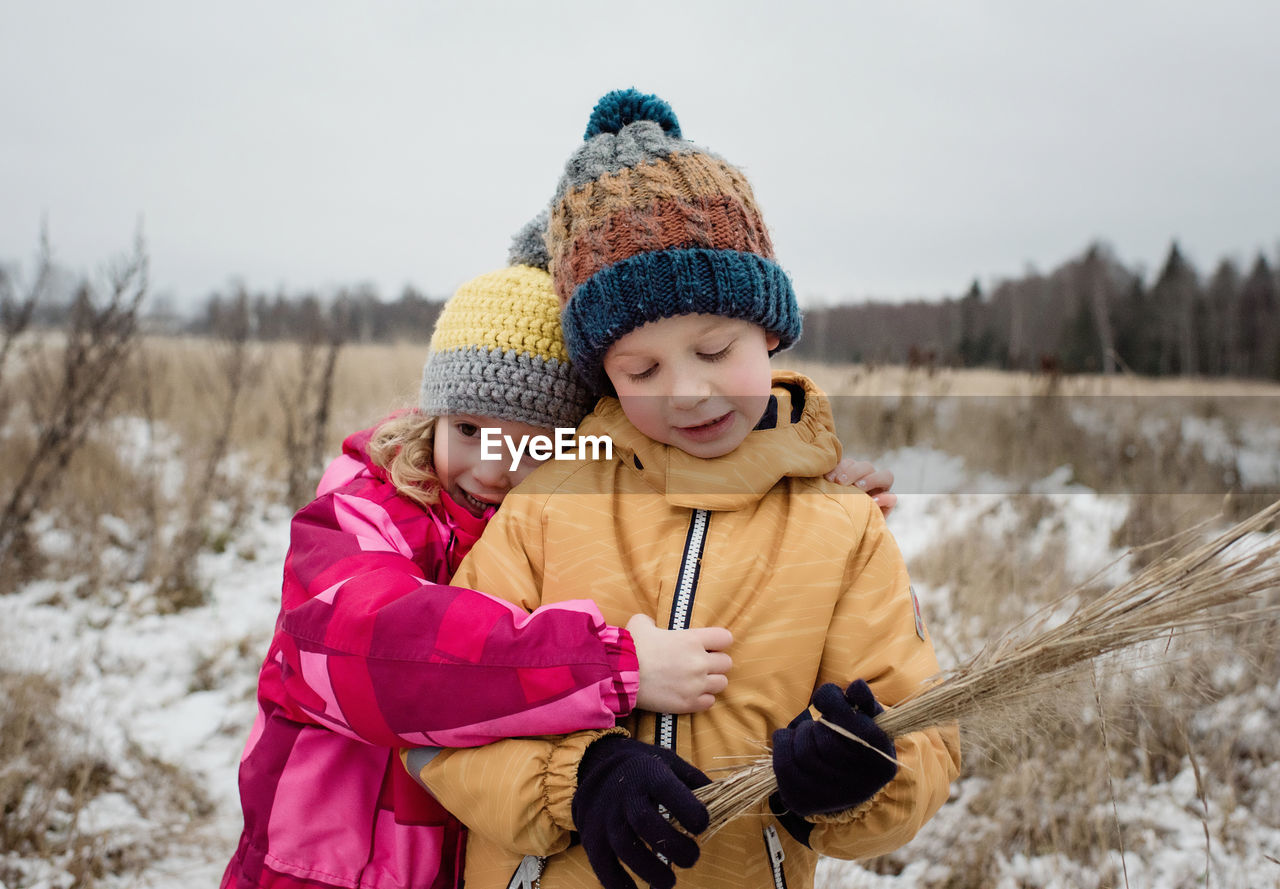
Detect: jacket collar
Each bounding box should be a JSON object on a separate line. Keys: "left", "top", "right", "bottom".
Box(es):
{"left": 437, "top": 491, "right": 489, "bottom": 562}
{"left": 580, "top": 370, "right": 841, "bottom": 510}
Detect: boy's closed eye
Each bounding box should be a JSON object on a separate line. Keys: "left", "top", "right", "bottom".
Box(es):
{"left": 619, "top": 362, "right": 658, "bottom": 383}
{"left": 616, "top": 344, "right": 733, "bottom": 381}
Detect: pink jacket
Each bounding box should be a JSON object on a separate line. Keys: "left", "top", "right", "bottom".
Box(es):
{"left": 222, "top": 426, "right": 639, "bottom": 889}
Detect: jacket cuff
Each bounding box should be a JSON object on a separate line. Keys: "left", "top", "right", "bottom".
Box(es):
{"left": 544, "top": 728, "right": 630, "bottom": 832}
{"left": 806, "top": 784, "right": 886, "bottom": 827}
{"left": 600, "top": 625, "right": 639, "bottom": 717}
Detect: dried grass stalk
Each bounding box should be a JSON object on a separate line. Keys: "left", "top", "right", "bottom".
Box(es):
{"left": 694, "top": 498, "right": 1280, "bottom": 836}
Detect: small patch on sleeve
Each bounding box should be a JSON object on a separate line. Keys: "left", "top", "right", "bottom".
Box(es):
{"left": 910, "top": 585, "right": 927, "bottom": 641}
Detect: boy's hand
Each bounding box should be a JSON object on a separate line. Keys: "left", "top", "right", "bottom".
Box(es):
{"left": 824, "top": 459, "right": 897, "bottom": 518}
{"left": 771, "top": 680, "right": 898, "bottom": 817}
{"left": 629, "top": 614, "right": 732, "bottom": 713}
{"left": 572, "top": 736, "right": 710, "bottom": 889}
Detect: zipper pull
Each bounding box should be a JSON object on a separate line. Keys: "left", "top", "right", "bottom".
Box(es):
{"left": 763, "top": 824, "right": 788, "bottom": 889}
{"left": 763, "top": 824, "right": 786, "bottom": 866}
{"left": 507, "top": 854, "right": 545, "bottom": 889}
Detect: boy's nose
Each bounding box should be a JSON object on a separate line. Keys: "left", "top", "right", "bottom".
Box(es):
{"left": 669, "top": 389, "right": 711, "bottom": 411}
{"left": 668, "top": 372, "right": 713, "bottom": 410}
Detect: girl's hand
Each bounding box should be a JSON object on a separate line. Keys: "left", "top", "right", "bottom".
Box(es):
{"left": 628, "top": 614, "right": 732, "bottom": 714}
{"left": 825, "top": 458, "right": 897, "bottom": 519}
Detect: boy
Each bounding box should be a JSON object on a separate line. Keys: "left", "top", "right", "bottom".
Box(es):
{"left": 407, "top": 89, "right": 960, "bottom": 889}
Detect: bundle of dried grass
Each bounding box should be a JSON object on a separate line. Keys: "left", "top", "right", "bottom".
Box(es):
{"left": 694, "top": 498, "right": 1280, "bottom": 837}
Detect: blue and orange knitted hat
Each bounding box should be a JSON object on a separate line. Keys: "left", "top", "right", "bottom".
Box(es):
{"left": 546, "top": 88, "right": 802, "bottom": 393}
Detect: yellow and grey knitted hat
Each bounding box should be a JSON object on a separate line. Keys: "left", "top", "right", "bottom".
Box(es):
{"left": 418, "top": 215, "right": 596, "bottom": 429}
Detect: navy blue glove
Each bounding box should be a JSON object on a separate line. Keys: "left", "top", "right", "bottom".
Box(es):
{"left": 771, "top": 680, "right": 898, "bottom": 819}
{"left": 571, "top": 735, "right": 710, "bottom": 889}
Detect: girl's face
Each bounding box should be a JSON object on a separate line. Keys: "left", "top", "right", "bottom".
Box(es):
{"left": 432, "top": 414, "right": 553, "bottom": 517}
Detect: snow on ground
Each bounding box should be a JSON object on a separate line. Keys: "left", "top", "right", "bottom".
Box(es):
{"left": 0, "top": 504, "right": 290, "bottom": 888}
{"left": 1067, "top": 398, "right": 1280, "bottom": 491}
{"left": 884, "top": 445, "right": 1131, "bottom": 577}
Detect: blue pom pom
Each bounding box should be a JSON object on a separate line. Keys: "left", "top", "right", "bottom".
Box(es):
{"left": 584, "top": 88, "right": 681, "bottom": 141}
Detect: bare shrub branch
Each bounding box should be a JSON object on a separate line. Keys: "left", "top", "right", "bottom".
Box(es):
{"left": 0, "top": 234, "right": 147, "bottom": 588}
{"left": 0, "top": 227, "right": 51, "bottom": 393}
{"left": 153, "top": 290, "right": 257, "bottom": 611}
{"left": 279, "top": 295, "right": 347, "bottom": 507}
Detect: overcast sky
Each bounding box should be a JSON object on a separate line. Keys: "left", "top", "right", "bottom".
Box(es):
{"left": 4, "top": 1, "right": 1279, "bottom": 312}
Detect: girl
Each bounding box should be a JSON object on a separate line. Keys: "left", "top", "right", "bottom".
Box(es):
{"left": 222, "top": 226, "right": 894, "bottom": 889}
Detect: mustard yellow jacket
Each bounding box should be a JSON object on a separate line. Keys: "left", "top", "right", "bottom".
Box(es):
{"left": 409, "top": 371, "right": 960, "bottom": 889}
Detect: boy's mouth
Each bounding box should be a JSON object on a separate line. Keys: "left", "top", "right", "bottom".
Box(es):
{"left": 675, "top": 411, "right": 734, "bottom": 442}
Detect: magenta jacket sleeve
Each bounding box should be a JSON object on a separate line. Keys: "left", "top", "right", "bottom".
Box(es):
{"left": 265, "top": 465, "right": 638, "bottom": 749}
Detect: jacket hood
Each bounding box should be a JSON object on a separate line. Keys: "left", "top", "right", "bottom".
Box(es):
{"left": 312, "top": 425, "right": 387, "bottom": 498}
{"left": 327, "top": 423, "right": 487, "bottom": 551}
{"left": 579, "top": 370, "right": 841, "bottom": 510}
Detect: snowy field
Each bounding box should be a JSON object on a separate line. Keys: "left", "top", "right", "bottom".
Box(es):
{"left": 2, "top": 371, "right": 1279, "bottom": 888}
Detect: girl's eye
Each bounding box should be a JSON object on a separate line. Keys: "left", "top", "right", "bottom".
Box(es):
{"left": 456, "top": 422, "right": 480, "bottom": 438}
{"left": 699, "top": 344, "right": 732, "bottom": 362}
{"left": 627, "top": 365, "right": 658, "bottom": 382}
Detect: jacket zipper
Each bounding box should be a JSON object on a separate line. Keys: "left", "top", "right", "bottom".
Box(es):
{"left": 655, "top": 508, "right": 710, "bottom": 751}
{"left": 508, "top": 510, "right": 709, "bottom": 889}
{"left": 763, "top": 824, "right": 788, "bottom": 889}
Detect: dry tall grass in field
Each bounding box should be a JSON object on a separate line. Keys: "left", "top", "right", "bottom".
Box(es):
{"left": 115, "top": 337, "right": 429, "bottom": 473}
{"left": 0, "top": 336, "right": 437, "bottom": 602}
{"left": 0, "top": 668, "right": 213, "bottom": 884}
{"left": 794, "top": 359, "right": 1280, "bottom": 533}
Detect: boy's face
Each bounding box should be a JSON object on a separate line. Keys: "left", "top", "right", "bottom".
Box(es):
{"left": 603, "top": 314, "right": 779, "bottom": 459}
{"left": 433, "top": 414, "right": 551, "bottom": 516}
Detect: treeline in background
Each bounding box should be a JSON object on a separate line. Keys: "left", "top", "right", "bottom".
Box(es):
{"left": 793, "top": 241, "right": 1280, "bottom": 380}
{"left": 13, "top": 237, "right": 1280, "bottom": 381}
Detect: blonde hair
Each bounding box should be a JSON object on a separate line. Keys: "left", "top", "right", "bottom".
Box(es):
{"left": 368, "top": 411, "right": 441, "bottom": 508}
